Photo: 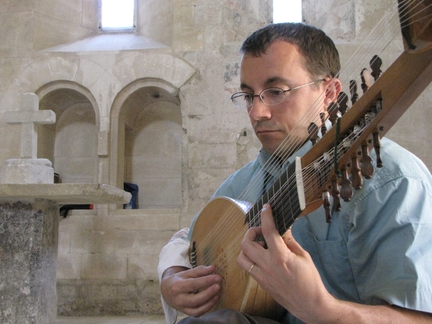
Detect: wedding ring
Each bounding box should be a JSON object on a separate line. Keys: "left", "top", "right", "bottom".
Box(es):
{"left": 248, "top": 263, "right": 255, "bottom": 274}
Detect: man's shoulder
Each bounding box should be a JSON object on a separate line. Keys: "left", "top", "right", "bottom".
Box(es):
{"left": 221, "top": 158, "right": 261, "bottom": 187}
{"left": 355, "top": 137, "right": 432, "bottom": 199}
{"left": 212, "top": 155, "right": 264, "bottom": 200}
{"left": 378, "top": 137, "right": 430, "bottom": 178}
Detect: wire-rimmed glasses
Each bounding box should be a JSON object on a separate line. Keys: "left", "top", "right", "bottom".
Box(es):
{"left": 230, "top": 79, "right": 326, "bottom": 109}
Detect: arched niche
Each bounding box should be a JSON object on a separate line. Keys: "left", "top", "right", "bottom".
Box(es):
{"left": 111, "top": 79, "right": 183, "bottom": 209}
{"left": 36, "top": 82, "right": 99, "bottom": 184}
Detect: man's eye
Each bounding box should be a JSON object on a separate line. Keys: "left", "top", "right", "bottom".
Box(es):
{"left": 243, "top": 94, "right": 253, "bottom": 101}
{"left": 266, "top": 89, "right": 284, "bottom": 96}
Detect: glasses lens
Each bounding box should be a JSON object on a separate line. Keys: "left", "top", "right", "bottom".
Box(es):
{"left": 261, "top": 88, "right": 285, "bottom": 106}
{"left": 231, "top": 93, "right": 252, "bottom": 108}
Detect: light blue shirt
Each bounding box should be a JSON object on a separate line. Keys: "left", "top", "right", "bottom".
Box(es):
{"left": 210, "top": 138, "right": 432, "bottom": 323}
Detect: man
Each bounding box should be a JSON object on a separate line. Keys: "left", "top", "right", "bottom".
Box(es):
{"left": 158, "top": 23, "right": 432, "bottom": 323}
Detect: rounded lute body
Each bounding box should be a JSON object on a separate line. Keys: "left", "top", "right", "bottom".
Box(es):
{"left": 189, "top": 197, "right": 284, "bottom": 319}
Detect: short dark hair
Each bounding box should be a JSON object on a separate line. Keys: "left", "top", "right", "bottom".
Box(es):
{"left": 240, "top": 23, "right": 341, "bottom": 79}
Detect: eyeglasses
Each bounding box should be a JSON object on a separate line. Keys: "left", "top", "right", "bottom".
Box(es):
{"left": 230, "top": 79, "right": 326, "bottom": 109}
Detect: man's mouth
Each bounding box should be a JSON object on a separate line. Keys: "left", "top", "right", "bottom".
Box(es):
{"left": 255, "top": 127, "right": 279, "bottom": 134}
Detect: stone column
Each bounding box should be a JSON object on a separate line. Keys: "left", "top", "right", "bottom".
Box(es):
{"left": 0, "top": 183, "right": 130, "bottom": 324}
{"left": 0, "top": 199, "right": 58, "bottom": 324}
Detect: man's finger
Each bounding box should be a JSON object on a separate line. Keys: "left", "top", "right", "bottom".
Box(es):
{"left": 183, "top": 265, "right": 217, "bottom": 278}
{"left": 282, "top": 229, "right": 306, "bottom": 256}
{"left": 260, "top": 203, "right": 282, "bottom": 248}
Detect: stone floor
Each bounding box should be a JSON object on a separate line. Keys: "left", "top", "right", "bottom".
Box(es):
{"left": 56, "top": 315, "right": 166, "bottom": 324}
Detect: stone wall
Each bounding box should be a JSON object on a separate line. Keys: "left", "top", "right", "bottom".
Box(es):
{"left": 0, "top": 0, "right": 431, "bottom": 317}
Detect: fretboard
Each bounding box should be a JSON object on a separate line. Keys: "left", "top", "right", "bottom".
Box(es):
{"left": 245, "top": 162, "right": 301, "bottom": 236}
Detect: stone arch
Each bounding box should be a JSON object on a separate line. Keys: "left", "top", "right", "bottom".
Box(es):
{"left": 36, "top": 81, "right": 99, "bottom": 184}
{"left": 1, "top": 52, "right": 195, "bottom": 188}
{"left": 110, "top": 78, "right": 186, "bottom": 209}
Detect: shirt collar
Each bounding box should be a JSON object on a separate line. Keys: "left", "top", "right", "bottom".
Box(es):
{"left": 257, "top": 140, "right": 313, "bottom": 178}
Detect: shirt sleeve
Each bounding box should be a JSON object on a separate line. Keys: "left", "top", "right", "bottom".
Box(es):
{"left": 157, "top": 228, "right": 191, "bottom": 324}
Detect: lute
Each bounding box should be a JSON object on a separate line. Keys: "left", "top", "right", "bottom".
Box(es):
{"left": 190, "top": 0, "right": 432, "bottom": 318}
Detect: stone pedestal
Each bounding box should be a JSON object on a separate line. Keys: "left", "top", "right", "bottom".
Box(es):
{"left": 0, "top": 199, "right": 58, "bottom": 323}
{"left": 0, "top": 184, "right": 131, "bottom": 324}
{"left": 0, "top": 158, "right": 54, "bottom": 184}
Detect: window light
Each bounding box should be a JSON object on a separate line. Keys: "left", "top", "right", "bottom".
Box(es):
{"left": 273, "top": 0, "right": 302, "bottom": 23}
{"left": 100, "top": 0, "right": 136, "bottom": 30}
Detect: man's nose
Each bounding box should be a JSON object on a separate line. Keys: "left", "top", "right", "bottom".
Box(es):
{"left": 248, "top": 97, "right": 272, "bottom": 120}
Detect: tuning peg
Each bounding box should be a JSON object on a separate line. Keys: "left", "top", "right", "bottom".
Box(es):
{"left": 373, "top": 132, "right": 383, "bottom": 168}
{"left": 320, "top": 112, "right": 327, "bottom": 136}
{"left": 350, "top": 80, "right": 359, "bottom": 104}
{"left": 370, "top": 55, "right": 382, "bottom": 80}
{"left": 361, "top": 143, "right": 375, "bottom": 179}
{"left": 361, "top": 68, "right": 373, "bottom": 93}
{"left": 308, "top": 122, "right": 319, "bottom": 145}
{"left": 331, "top": 177, "right": 342, "bottom": 211}
{"left": 327, "top": 102, "right": 339, "bottom": 126}
{"left": 351, "top": 155, "right": 363, "bottom": 190}
{"left": 338, "top": 92, "right": 349, "bottom": 115}
{"left": 340, "top": 167, "right": 353, "bottom": 201}
{"left": 322, "top": 191, "right": 332, "bottom": 223}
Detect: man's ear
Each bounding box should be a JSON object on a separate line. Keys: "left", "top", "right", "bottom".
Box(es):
{"left": 324, "top": 78, "right": 342, "bottom": 108}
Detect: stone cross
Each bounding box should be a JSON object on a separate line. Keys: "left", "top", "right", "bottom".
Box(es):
{"left": 3, "top": 93, "right": 56, "bottom": 159}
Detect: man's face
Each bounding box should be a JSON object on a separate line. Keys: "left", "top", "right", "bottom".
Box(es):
{"left": 240, "top": 40, "right": 330, "bottom": 155}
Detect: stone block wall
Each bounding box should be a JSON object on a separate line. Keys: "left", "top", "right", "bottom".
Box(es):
{"left": 56, "top": 208, "right": 178, "bottom": 315}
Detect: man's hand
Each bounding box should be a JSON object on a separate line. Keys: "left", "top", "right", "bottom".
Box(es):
{"left": 160, "top": 265, "right": 222, "bottom": 317}
{"left": 237, "top": 203, "right": 333, "bottom": 322}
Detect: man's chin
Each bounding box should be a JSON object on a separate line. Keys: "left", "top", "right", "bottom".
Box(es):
{"left": 257, "top": 130, "right": 283, "bottom": 145}
{"left": 260, "top": 135, "right": 305, "bottom": 157}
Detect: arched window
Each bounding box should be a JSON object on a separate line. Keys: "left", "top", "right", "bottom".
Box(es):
{"left": 38, "top": 86, "right": 99, "bottom": 185}
{"left": 111, "top": 81, "right": 184, "bottom": 210}
{"left": 273, "top": 0, "right": 302, "bottom": 23}
{"left": 99, "top": 0, "right": 136, "bottom": 31}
